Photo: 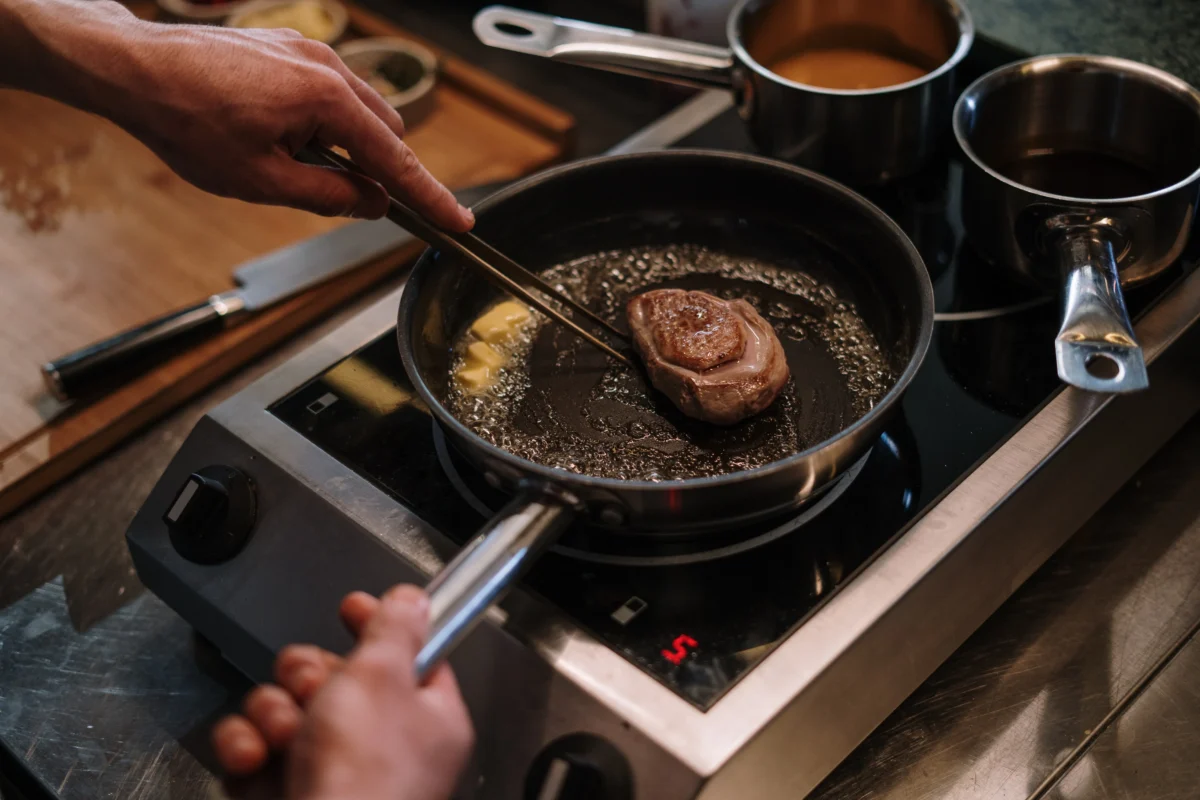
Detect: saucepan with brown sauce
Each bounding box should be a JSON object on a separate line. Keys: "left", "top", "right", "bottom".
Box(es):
{"left": 955, "top": 55, "right": 1200, "bottom": 393}
{"left": 473, "top": 0, "right": 973, "bottom": 184}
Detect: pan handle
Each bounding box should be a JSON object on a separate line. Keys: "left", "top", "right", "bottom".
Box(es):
{"left": 1052, "top": 228, "right": 1149, "bottom": 394}
{"left": 414, "top": 484, "right": 577, "bottom": 681}
{"left": 473, "top": 6, "right": 735, "bottom": 90}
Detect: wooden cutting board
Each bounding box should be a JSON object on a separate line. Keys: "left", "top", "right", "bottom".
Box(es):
{"left": 0, "top": 2, "right": 574, "bottom": 519}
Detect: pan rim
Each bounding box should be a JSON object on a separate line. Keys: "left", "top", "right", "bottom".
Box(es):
{"left": 398, "top": 149, "right": 934, "bottom": 491}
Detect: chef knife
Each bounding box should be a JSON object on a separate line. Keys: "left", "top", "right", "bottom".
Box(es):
{"left": 41, "top": 181, "right": 509, "bottom": 403}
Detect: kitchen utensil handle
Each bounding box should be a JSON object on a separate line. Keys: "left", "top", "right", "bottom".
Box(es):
{"left": 41, "top": 292, "right": 247, "bottom": 402}
{"left": 306, "top": 145, "right": 634, "bottom": 366}
{"left": 473, "top": 5, "right": 735, "bottom": 89}
{"left": 414, "top": 486, "right": 575, "bottom": 681}
{"left": 1053, "top": 231, "right": 1149, "bottom": 393}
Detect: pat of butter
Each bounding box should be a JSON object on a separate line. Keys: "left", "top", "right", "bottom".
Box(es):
{"left": 456, "top": 341, "right": 504, "bottom": 391}
{"left": 457, "top": 365, "right": 494, "bottom": 390}
{"left": 470, "top": 301, "right": 532, "bottom": 345}
{"left": 465, "top": 341, "right": 504, "bottom": 369}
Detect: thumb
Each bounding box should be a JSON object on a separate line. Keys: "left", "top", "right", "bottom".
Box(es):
{"left": 358, "top": 584, "right": 430, "bottom": 668}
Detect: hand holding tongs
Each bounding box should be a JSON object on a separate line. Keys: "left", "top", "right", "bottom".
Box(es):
{"left": 305, "top": 145, "right": 632, "bottom": 365}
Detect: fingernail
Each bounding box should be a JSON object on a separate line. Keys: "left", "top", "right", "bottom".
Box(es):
{"left": 410, "top": 591, "right": 430, "bottom": 619}
{"left": 459, "top": 204, "right": 475, "bottom": 227}
{"left": 384, "top": 585, "right": 429, "bottom": 617}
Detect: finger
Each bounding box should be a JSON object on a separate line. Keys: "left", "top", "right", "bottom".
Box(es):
{"left": 358, "top": 584, "right": 430, "bottom": 664}
{"left": 340, "top": 590, "right": 381, "bottom": 638}
{"left": 315, "top": 100, "right": 472, "bottom": 232}
{"left": 275, "top": 644, "right": 343, "bottom": 705}
{"left": 419, "top": 661, "right": 470, "bottom": 722}
{"left": 212, "top": 715, "right": 270, "bottom": 776}
{"left": 242, "top": 685, "right": 303, "bottom": 750}
{"left": 421, "top": 659, "right": 462, "bottom": 699}
{"left": 329, "top": 58, "right": 407, "bottom": 139}
{"left": 418, "top": 663, "right": 475, "bottom": 757}
{"left": 257, "top": 156, "right": 389, "bottom": 219}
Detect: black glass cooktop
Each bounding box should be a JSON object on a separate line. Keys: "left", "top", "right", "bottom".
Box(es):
{"left": 270, "top": 39, "right": 1198, "bottom": 709}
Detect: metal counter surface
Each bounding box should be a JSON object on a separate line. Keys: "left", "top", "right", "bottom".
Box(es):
{"left": 5, "top": 0, "right": 1200, "bottom": 798}
{"left": 808, "top": 416, "right": 1200, "bottom": 800}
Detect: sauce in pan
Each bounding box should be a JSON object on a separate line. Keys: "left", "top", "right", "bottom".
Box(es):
{"left": 768, "top": 47, "right": 929, "bottom": 90}
{"left": 996, "top": 149, "right": 1164, "bottom": 198}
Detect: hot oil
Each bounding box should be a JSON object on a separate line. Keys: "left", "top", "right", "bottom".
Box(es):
{"left": 446, "top": 244, "right": 896, "bottom": 482}
{"left": 997, "top": 149, "right": 1163, "bottom": 198}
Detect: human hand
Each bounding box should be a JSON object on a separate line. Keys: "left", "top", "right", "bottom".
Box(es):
{"left": 80, "top": 6, "right": 472, "bottom": 227}
{"left": 212, "top": 586, "right": 474, "bottom": 800}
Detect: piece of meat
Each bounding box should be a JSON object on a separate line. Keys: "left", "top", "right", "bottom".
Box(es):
{"left": 626, "top": 289, "right": 790, "bottom": 425}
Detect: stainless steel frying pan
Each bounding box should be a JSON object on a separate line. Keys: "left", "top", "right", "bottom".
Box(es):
{"left": 394, "top": 150, "right": 934, "bottom": 677}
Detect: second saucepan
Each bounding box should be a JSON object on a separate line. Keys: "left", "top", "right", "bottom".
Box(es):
{"left": 955, "top": 54, "right": 1200, "bottom": 393}
{"left": 473, "top": 0, "right": 973, "bottom": 184}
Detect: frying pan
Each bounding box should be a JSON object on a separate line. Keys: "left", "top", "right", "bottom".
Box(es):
{"left": 473, "top": 0, "right": 973, "bottom": 184}
{"left": 397, "top": 150, "right": 934, "bottom": 677}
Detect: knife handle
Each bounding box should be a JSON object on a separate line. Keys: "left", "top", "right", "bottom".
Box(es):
{"left": 42, "top": 292, "right": 248, "bottom": 402}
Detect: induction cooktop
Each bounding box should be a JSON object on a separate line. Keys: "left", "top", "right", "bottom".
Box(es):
{"left": 265, "top": 85, "right": 1195, "bottom": 711}
{"left": 125, "top": 35, "right": 1200, "bottom": 800}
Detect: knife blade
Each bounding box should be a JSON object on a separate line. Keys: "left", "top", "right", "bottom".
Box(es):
{"left": 41, "top": 181, "right": 510, "bottom": 402}
{"left": 232, "top": 217, "right": 414, "bottom": 310}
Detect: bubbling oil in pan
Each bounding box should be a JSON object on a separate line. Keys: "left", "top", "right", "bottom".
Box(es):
{"left": 447, "top": 244, "right": 895, "bottom": 481}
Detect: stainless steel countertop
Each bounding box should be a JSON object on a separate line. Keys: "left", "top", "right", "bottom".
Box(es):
{"left": 809, "top": 416, "right": 1200, "bottom": 800}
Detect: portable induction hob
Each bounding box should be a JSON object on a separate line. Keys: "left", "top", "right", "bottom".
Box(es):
{"left": 125, "top": 39, "right": 1200, "bottom": 800}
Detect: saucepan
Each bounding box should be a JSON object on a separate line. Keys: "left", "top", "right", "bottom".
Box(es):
{"left": 955, "top": 55, "right": 1200, "bottom": 393}
{"left": 473, "top": 0, "right": 974, "bottom": 184}
{"left": 394, "top": 150, "right": 934, "bottom": 676}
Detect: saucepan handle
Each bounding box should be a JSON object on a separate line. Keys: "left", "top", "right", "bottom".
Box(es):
{"left": 414, "top": 485, "right": 576, "bottom": 681}
{"left": 473, "top": 5, "right": 735, "bottom": 90}
{"left": 1052, "top": 230, "right": 1149, "bottom": 393}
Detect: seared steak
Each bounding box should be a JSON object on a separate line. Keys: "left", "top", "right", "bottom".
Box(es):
{"left": 627, "top": 289, "right": 790, "bottom": 425}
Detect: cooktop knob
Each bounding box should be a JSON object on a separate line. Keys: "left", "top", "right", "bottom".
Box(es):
{"left": 162, "top": 465, "right": 256, "bottom": 564}
{"left": 524, "top": 733, "right": 633, "bottom": 800}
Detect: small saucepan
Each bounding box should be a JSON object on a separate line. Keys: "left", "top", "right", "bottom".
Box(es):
{"left": 473, "top": 0, "right": 973, "bottom": 184}
{"left": 955, "top": 55, "right": 1200, "bottom": 393}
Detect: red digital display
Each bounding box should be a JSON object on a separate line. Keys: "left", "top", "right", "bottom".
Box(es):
{"left": 662, "top": 634, "right": 698, "bottom": 665}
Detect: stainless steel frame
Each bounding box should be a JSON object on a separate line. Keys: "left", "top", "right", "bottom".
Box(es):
{"left": 126, "top": 92, "right": 1200, "bottom": 798}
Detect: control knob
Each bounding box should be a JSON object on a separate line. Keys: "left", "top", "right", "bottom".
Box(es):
{"left": 162, "top": 465, "right": 256, "bottom": 564}
{"left": 524, "top": 733, "right": 633, "bottom": 800}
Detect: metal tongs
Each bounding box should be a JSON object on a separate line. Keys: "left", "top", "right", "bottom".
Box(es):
{"left": 306, "top": 145, "right": 632, "bottom": 365}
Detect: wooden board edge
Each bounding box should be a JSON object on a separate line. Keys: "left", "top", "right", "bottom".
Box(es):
{"left": 0, "top": 243, "right": 422, "bottom": 522}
